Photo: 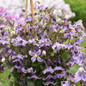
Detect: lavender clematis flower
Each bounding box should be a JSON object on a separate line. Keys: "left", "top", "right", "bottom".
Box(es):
{"left": 0, "top": 66, "right": 4, "bottom": 71}
{"left": 10, "top": 66, "right": 15, "bottom": 72}
{"left": 52, "top": 42, "right": 66, "bottom": 52}
{"left": 38, "top": 38, "right": 52, "bottom": 48}
{"left": 27, "top": 75, "right": 41, "bottom": 79}
{"left": 29, "top": 49, "right": 43, "bottom": 63}
{"left": 74, "top": 67, "right": 86, "bottom": 82}
{"left": 42, "top": 75, "right": 56, "bottom": 80}
{"left": 43, "top": 67, "right": 54, "bottom": 74}
{"left": 43, "top": 81, "right": 57, "bottom": 86}
{"left": 61, "top": 81, "right": 71, "bottom": 86}
{"left": 56, "top": 72, "right": 66, "bottom": 78}
{"left": 54, "top": 66, "right": 64, "bottom": 71}
{"left": 12, "top": 54, "right": 27, "bottom": 60}
{"left": 22, "top": 67, "right": 36, "bottom": 74}
{"left": 11, "top": 36, "right": 29, "bottom": 46}
{"left": 28, "top": 39, "right": 38, "bottom": 46}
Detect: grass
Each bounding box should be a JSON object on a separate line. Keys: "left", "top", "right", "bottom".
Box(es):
{"left": 0, "top": 37, "right": 86, "bottom": 86}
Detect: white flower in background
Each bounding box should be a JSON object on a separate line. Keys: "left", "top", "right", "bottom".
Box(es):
{"left": 0, "top": 0, "right": 24, "bottom": 16}
{"left": 31, "top": 0, "right": 75, "bottom": 19}
{"left": 0, "top": 0, "right": 75, "bottom": 19}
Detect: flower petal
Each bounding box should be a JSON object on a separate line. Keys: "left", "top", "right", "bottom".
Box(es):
{"left": 37, "top": 56, "right": 43, "bottom": 62}
{"left": 31, "top": 57, "right": 36, "bottom": 63}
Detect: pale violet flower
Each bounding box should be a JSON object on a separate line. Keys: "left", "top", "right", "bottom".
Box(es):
{"left": 74, "top": 67, "right": 86, "bottom": 82}
{"left": 29, "top": 49, "right": 43, "bottom": 63}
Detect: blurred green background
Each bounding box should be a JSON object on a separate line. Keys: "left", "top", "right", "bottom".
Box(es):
{"left": 64, "top": 0, "right": 86, "bottom": 28}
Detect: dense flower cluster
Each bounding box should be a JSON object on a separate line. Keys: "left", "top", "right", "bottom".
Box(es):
{"left": 0, "top": 0, "right": 75, "bottom": 20}
{"left": 0, "top": 6, "right": 86, "bottom": 86}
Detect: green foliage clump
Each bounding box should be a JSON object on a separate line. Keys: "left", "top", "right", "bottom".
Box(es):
{"left": 64, "top": 0, "right": 86, "bottom": 28}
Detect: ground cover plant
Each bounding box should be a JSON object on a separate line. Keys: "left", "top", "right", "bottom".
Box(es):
{"left": 0, "top": 3, "right": 86, "bottom": 86}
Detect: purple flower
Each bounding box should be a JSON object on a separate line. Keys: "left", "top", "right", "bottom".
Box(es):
{"left": 29, "top": 49, "right": 43, "bottom": 63}
{"left": 52, "top": 42, "right": 66, "bottom": 52}
{"left": 74, "top": 67, "right": 86, "bottom": 82}
{"left": 43, "top": 67, "right": 54, "bottom": 74}
{"left": 10, "top": 67, "right": 15, "bottom": 72}
{"left": 61, "top": 81, "right": 71, "bottom": 86}
{"left": 25, "top": 17, "right": 32, "bottom": 22}
{"left": 43, "top": 81, "right": 57, "bottom": 86}
{"left": 0, "top": 66, "right": 4, "bottom": 71}
{"left": 11, "top": 36, "right": 29, "bottom": 46}
{"left": 54, "top": 66, "right": 64, "bottom": 71}
{"left": 12, "top": 54, "right": 27, "bottom": 60}
{"left": 22, "top": 67, "right": 36, "bottom": 74}
{"left": 38, "top": 38, "right": 52, "bottom": 48}
{"left": 27, "top": 75, "right": 41, "bottom": 79}
{"left": 56, "top": 72, "right": 66, "bottom": 78}
{"left": 42, "top": 75, "right": 56, "bottom": 80}
{"left": 28, "top": 39, "right": 38, "bottom": 46}
{"left": 8, "top": 75, "right": 11, "bottom": 79}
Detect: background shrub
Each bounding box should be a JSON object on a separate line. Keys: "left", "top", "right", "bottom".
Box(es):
{"left": 64, "top": 0, "right": 86, "bottom": 28}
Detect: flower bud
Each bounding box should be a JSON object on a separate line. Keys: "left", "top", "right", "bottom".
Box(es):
{"left": 42, "top": 50, "right": 46, "bottom": 56}
{"left": 5, "top": 27, "right": 11, "bottom": 32}
{"left": 53, "top": 29, "right": 57, "bottom": 33}
{"left": 79, "top": 67, "right": 83, "bottom": 73}
{"left": 51, "top": 53, "right": 54, "bottom": 56}
{"left": 57, "top": 10, "right": 61, "bottom": 14}
{"left": 11, "top": 31, "right": 15, "bottom": 35}
{"left": 1, "top": 57, "right": 5, "bottom": 62}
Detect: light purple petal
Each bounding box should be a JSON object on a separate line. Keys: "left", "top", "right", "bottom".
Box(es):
{"left": 37, "top": 56, "right": 43, "bottom": 62}
{"left": 29, "top": 50, "right": 34, "bottom": 56}
{"left": 31, "top": 56, "right": 36, "bottom": 63}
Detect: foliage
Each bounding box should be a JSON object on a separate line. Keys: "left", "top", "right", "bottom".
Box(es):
{"left": 64, "top": 0, "right": 86, "bottom": 28}
{"left": 0, "top": 5, "right": 86, "bottom": 86}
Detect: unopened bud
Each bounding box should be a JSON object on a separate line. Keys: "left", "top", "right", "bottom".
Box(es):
{"left": 1, "top": 57, "right": 5, "bottom": 62}
{"left": 51, "top": 53, "right": 54, "bottom": 56}
{"left": 42, "top": 50, "right": 46, "bottom": 56}
{"left": 79, "top": 67, "right": 83, "bottom": 73}
{"left": 11, "top": 31, "right": 15, "bottom": 35}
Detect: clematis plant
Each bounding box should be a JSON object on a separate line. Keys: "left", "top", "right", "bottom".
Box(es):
{"left": 0, "top": 4, "right": 86, "bottom": 86}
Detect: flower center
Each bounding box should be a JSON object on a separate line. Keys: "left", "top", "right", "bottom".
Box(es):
{"left": 28, "top": 70, "right": 31, "bottom": 73}
{"left": 34, "top": 54, "right": 37, "bottom": 58}
{"left": 79, "top": 67, "right": 83, "bottom": 73}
